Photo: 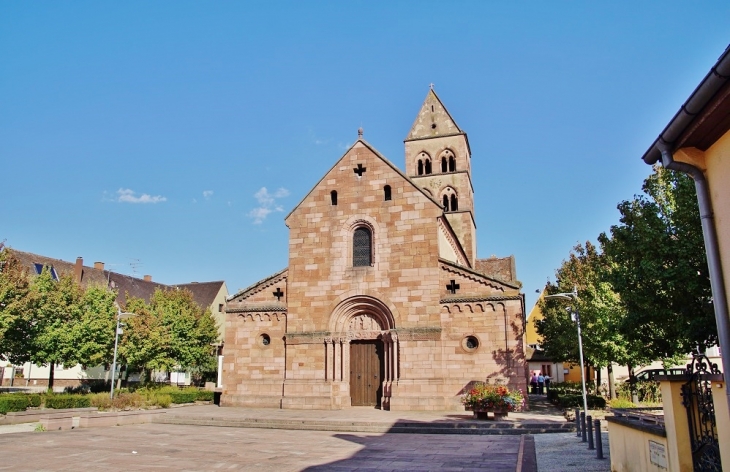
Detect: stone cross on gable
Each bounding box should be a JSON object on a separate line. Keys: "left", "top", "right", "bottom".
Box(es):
{"left": 446, "top": 279, "right": 460, "bottom": 294}
{"left": 354, "top": 163, "right": 366, "bottom": 177}
{"left": 273, "top": 287, "right": 284, "bottom": 301}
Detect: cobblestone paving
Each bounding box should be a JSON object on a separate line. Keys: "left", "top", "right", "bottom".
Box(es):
{"left": 534, "top": 432, "right": 611, "bottom": 472}
{"left": 0, "top": 423, "right": 529, "bottom": 471}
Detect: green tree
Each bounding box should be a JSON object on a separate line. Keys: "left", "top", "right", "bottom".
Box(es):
{"left": 537, "top": 242, "right": 648, "bottom": 396}
{"left": 599, "top": 166, "right": 714, "bottom": 358}
{"left": 0, "top": 247, "right": 31, "bottom": 359}
{"left": 67, "top": 284, "right": 117, "bottom": 369}
{"left": 120, "top": 288, "right": 218, "bottom": 382}
{"left": 13, "top": 269, "right": 83, "bottom": 389}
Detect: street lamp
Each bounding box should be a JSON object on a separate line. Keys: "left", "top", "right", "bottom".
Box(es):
{"left": 110, "top": 308, "right": 136, "bottom": 399}
{"left": 544, "top": 287, "right": 589, "bottom": 416}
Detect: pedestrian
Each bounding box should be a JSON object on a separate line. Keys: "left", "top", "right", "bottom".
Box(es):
{"left": 537, "top": 372, "right": 545, "bottom": 395}
{"left": 544, "top": 374, "right": 551, "bottom": 393}
{"left": 530, "top": 372, "right": 538, "bottom": 394}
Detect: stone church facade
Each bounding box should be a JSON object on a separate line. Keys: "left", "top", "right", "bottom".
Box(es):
{"left": 222, "top": 90, "right": 527, "bottom": 411}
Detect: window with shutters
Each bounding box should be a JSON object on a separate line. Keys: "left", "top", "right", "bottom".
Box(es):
{"left": 353, "top": 227, "right": 372, "bottom": 267}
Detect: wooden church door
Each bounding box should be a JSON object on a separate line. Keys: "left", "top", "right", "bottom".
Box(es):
{"left": 349, "top": 340, "right": 384, "bottom": 406}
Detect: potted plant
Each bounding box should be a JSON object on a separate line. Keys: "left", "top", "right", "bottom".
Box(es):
{"left": 462, "top": 383, "right": 524, "bottom": 419}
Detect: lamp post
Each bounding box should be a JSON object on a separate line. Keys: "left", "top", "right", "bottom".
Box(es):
{"left": 110, "top": 308, "right": 136, "bottom": 399}
{"left": 545, "top": 287, "right": 589, "bottom": 416}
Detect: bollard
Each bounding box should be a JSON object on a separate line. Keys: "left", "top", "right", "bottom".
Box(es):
{"left": 587, "top": 415, "right": 594, "bottom": 449}
{"left": 595, "top": 419, "right": 604, "bottom": 459}
{"left": 581, "top": 411, "right": 587, "bottom": 442}
{"left": 575, "top": 408, "right": 581, "bottom": 437}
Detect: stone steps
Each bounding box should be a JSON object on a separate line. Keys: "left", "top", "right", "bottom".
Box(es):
{"left": 153, "top": 414, "right": 576, "bottom": 435}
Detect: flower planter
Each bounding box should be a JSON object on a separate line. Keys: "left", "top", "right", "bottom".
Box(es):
{"left": 473, "top": 407, "right": 508, "bottom": 420}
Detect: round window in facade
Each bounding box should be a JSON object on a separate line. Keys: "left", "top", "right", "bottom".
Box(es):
{"left": 259, "top": 333, "right": 271, "bottom": 346}
{"left": 462, "top": 335, "right": 480, "bottom": 353}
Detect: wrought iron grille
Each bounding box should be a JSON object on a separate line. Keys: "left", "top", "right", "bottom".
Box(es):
{"left": 681, "top": 353, "right": 722, "bottom": 472}
{"left": 353, "top": 227, "right": 372, "bottom": 266}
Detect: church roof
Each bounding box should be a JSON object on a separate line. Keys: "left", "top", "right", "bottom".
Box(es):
{"left": 284, "top": 138, "right": 444, "bottom": 222}
{"left": 228, "top": 267, "right": 287, "bottom": 301}
{"left": 405, "top": 88, "right": 464, "bottom": 141}
{"left": 439, "top": 258, "right": 522, "bottom": 290}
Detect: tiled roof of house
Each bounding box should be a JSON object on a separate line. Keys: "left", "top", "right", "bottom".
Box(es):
{"left": 176, "top": 281, "right": 226, "bottom": 309}
{"left": 9, "top": 248, "right": 225, "bottom": 310}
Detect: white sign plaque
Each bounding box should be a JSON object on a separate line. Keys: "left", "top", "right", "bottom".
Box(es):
{"left": 648, "top": 440, "right": 667, "bottom": 469}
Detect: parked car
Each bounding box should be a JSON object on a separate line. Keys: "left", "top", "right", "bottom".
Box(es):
{"left": 631, "top": 368, "right": 686, "bottom": 382}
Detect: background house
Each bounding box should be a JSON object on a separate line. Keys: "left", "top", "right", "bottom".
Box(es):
{"left": 0, "top": 249, "right": 227, "bottom": 390}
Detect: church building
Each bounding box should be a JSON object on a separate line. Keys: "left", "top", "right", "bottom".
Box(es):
{"left": 222, "top": 89, "right": 527, "bottom": 410}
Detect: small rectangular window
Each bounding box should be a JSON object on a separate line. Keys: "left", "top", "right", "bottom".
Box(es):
{"left": 218, "top": 303, "right": 223, "bottom": 312}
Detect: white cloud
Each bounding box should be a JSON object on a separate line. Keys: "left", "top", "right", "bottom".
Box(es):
{"left": 117, "top": 188, "right": 167, "bottom": 204}
{"left": 248, "top": 187, "right": 289, "bottom": 224}
{"left": 203, "top": 190, "right": 213, "bottom": 198}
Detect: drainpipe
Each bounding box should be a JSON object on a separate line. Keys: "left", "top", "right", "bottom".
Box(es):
{"left": 659, "top": 144, "right": 730, "bottom": 412}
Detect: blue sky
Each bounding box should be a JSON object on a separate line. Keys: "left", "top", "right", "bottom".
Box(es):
{"left": 1, "top": 2, "right": 728, "bottom": 311}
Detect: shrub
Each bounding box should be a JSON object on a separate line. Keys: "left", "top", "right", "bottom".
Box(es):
{"left": 616, "top": 380, "right": 662, "bottom": 404}
{"left": 556, "top": 394, "right": 606, "bottom": 409}
{"left": 45, "top": 394, "right": 91, "bottom": 409}
{"left": 609, "top": 398, "right": 638, "bottom": 409}
{"left": 148, "top": 393, "right": 172, "bottom": 408}
{"left": 196, "top": 390, "right": 214, "bottom": 402}
{"left": 112, "top": 392, "right": 144, "bottom": 410}
{"left": 0, "top": 396, "right": 30, "bottom": 414}
{"left": 89, "top": 393, "right": 113, "bottom": 410}
{"left": 169, "top": 391, "right": 198, "bottom": 404}
{"left": 27, "top": 394, "right": 42, "bottom": 408}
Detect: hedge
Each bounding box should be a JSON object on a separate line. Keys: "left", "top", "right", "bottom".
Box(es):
{"left": 0, "top": 396, "right": 30, "bottom": 414}
{"left": 45, "top": 395, "right": 91, "bottom": 409}
{"left": 556, "top": 394, "right": 606, "bottom": 409}
{"left": 196, "top": 390, "right": 214, "bottom": 401}
{"left": 168, "top": 391, "right": 198, "bottom": 404}
{"left": 27, "top": 394, "right": 42, "bottom": 408}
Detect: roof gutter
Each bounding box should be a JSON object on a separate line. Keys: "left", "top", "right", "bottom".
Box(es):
{"left": 657, "top": 144, "right": 730, "bottom": 412}
{"left": 642, "top": 45, "right": 730, "bottom": 165}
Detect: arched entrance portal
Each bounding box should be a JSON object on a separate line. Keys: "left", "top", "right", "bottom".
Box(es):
{"left": 329, "top": 296, "right": 398, "bottom": 408}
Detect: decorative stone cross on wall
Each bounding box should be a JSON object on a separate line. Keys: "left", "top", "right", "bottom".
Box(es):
{"left": 446, "top": 279, "right": 460, "bottom": 294}
{"left": 354, "top": 163, "right": 366, "bottom": 177}
{"left": 273, "top": 287, "right": 284, "bottom": 301}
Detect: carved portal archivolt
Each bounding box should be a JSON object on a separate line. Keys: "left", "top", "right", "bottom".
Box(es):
{"left": 325, "top": 297, "right": 400, "bottom": 386}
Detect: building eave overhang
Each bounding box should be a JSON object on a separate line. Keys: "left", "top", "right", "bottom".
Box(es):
{"left": 642, "top": 44, "right": 730, "bottom": 164}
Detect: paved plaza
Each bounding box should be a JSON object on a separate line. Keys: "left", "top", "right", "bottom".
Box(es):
{"left": 0, "top": 423, "right": 531, "bottom": 471}
{"left": 0, "top": 399, "right": 610, "bottom": 471}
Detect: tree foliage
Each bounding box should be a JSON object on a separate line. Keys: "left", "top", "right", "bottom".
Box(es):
{"left": 599, "top": 166, "right": 715, "bottom": 357}
{"left": 120, "top": 288, "right": 218, "bottom": 377}
{"left": 538, "top": 166, "right": 714, "bottom": 379}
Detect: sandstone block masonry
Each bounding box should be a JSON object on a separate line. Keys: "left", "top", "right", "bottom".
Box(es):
{"left": 223, "top": 89, "right": 527, "bottom": 411}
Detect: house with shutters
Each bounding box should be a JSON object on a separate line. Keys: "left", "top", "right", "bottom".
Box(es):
{"left": 222, "top": 89, "right": 527, "bottom": 410}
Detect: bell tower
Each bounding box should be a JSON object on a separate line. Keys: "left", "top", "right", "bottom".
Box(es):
{"left": 404, "top": 88, "right": 476, "bottom": 266}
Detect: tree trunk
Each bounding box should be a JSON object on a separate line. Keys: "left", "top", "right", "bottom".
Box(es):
{"left": 596, "top": 365, "right": 602, "bottom": 394}
{"left": 48, "top": 363, "right": 55, "bottom": 391}
{"left": 608, "top": 363, "right": 616, "bottom": 399}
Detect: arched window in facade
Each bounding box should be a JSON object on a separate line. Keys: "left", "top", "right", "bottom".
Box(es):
{"left": 441, "top": 187, "right": 458, "bottom": 212}
{"left": 416, "top": 152, "right": 431, "bottom": 176}
{"left": 439, "top": 149, "right": 456, "bottom": 173}
{"left": 384, "top": 185, "right": 391, "bottom": 201}
{"left": 353, "top": 227, "right": 372, "bottom": 267}
{"left": 330, "top": 190, "right": 338, "bottom": 205}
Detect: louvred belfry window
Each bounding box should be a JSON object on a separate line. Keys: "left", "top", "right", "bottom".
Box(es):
{"left": 353, "top": 227, "right": 372, "bottom": 267}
